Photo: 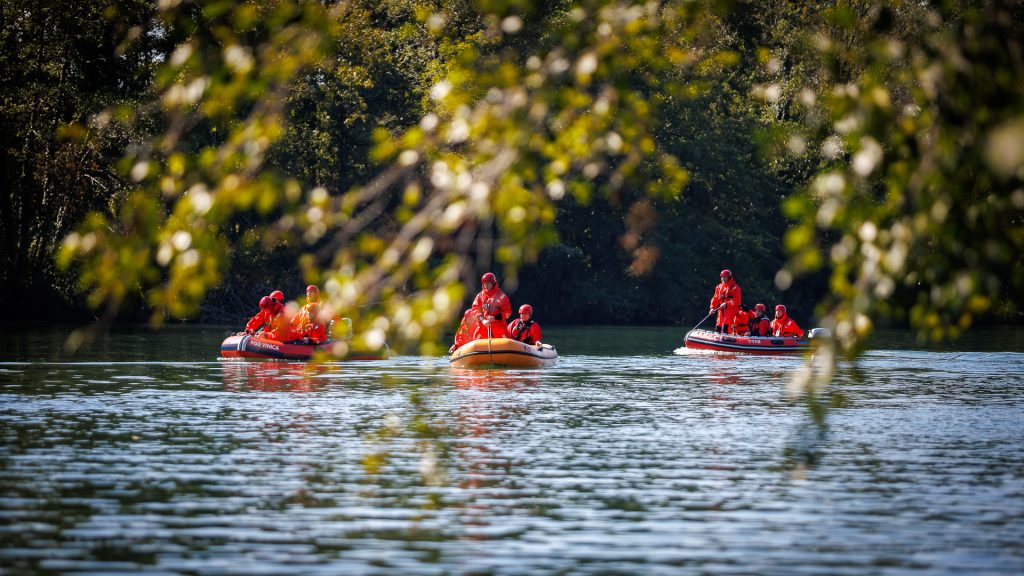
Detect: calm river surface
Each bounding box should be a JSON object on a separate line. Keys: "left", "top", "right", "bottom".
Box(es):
{"left": 1, "top": 325, "right": 1022, "bottom": 574}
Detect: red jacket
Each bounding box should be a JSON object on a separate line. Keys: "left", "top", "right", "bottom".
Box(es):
{"left": 245, "top": 309, "right": 273, "bottom": 333}
{"left": 471, "top": 317, "right": 509, "bottom": 340}
{"left": 748, "top": 313, "right": 771, "bottom": 337}
{"left": 508, "top": 319, "right": 542, "bottom": 344}
{"left": 472, "top": 287, "right": 512, "bottom": 323}
{"left": 710, "top": 279, "right": 742, "bottom": 327}
{"left": 771, "top": 314, "right": 804, "bottom": 337}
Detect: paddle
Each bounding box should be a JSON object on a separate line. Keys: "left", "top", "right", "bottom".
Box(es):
{"left": 486, "top": 317, "right": 493, "bottom": 356}
{"left": 691, "top": 303, "right": 725, "bottom": 332}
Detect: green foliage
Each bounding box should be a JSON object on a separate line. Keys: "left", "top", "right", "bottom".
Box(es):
{"left": 780, "top": 0, "right": 1024, "bottom": 351}
{"left": 0, "top": 0, "right": 164, "bottom": 316}
{"left": 58, "top": 0, "right": 720, "bottom": 354}
{"left": 26, "top": 0, "right": 1020, "bottom": 363}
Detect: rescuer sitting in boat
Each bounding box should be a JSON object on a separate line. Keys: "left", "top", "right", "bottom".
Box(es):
{"left": 508, "top": 304, "right": 543, "bottom": 345}
{"left": 269, "top": 289, "right": 286, "bottom": 313}
{"left": 260, "top": 297, "right": 294, "bottom": 342}
{"left": 770, "top": 304, "right": 804, "bottom": 337}
{"left": 471, "top": 300, "right": 509, "bottom": 340}
{"left": 472, "top": 272, "right": 512, "bottom": 324}
{"left": 709, "top": 269, "right": 742, "bottom": 333}
{"left": 732, "top": 304, "right": 751, "bottom": 335}
{"left": 747, "top": 303, "right": 772, "bottom": 336}
{"left": 291, "top": 284, "right": 327, "bottom": 344}
{"left": 449, "top": 309, "right": 477, "bottom": 353}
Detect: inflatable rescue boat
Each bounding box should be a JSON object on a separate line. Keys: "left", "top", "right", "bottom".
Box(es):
{"left": 683, "top": 328, "right": 828, "bottom": 354}
{"left": 219, "top": 333, "right": 388, "bottom": 361}
{"left": 449, "top": 337, "right": 558, "bottom": 368}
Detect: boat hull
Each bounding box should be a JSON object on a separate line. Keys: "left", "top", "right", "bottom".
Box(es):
{"left": 449, "top": 337, "right": 558, "bottom": 368}
{"left": 684, "top": 328, "right": 810, "bottom": 354}
{"left": 219, "top": 334, "right": 387, "bottom": 361}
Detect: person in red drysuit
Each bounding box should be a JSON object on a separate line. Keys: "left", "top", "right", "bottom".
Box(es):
{"left": 471, "top": 272, "right": 512, "bottom": 324}
{"left": 709, "top": 269, "right": 742, "bottom": 333}
{"left": 770, "top": 304, "right": 804, "bottom": 337}
{"left": 508, "top": 304, "right": 543, "bottom": 345}
{"left": 748, "top": 303, "right": 772, "bottom": 337}
{"left": 471, "top": 301, "right": 509, "bottom": 340}
{"left": 244, "top": 296, "right": 276, "bottom": 334}
{"left": 449, "top": 309, "right": 479, "bottom": 353}
{"left": 292, "top": 285, "right": 327, "bottom": 344}
{"left": 732, "top": 304, "right": 750, "bottom": 336}
{"left": 261, "top": 291, "right": 295, "bottom": 342}
{"left": 269, "top": 290, "right": 286, "bottom": 313}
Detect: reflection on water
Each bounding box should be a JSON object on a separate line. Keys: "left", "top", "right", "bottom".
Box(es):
{"left": 220, "top": 360, "right": 328, "bottom": 392}
{"left": 0, "top": 325, "right": 1022, "bottom": 574}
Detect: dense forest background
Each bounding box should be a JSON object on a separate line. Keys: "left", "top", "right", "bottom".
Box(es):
{"left": 1, "top": 0, "right": 1020, "bottom": 341}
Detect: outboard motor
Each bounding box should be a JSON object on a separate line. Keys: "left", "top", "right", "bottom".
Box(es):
{"left": 808, "top": 328, "right": 832, "bottom": 339}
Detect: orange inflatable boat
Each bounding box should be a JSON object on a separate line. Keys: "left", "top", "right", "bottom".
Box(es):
{"left": 449, "top": 337, "right": 558, "bottom": 368}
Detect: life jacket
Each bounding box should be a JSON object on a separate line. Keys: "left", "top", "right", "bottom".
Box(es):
{"left": 471, "top": 317, "right": 508, "bottom": 340}
{"left": 451, "top": 310, "right": 477, "bottom": 351}
{"left": 472, "top": 287, "right": 512, "bottom": 323}
{"left": 749, "top": 315, "right": 771, "bottom": 337}
{"left": 292, "top": 303, "right": 326, "bottom": 343}
{"left": 508, "top": 318, "right": 541, "bottom": 344}
{"left": 261, "top": 310, "right": 294, "bottom": 342}
{"left": 732, "top": 311, "right": 749, "bottom": 335}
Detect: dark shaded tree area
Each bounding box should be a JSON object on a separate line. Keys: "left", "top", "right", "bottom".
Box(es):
{"left": 4, "top": 0, "right": 1019, "bottom": 337}
{"left": 512, "top": 1, "right": 827, "bottom": 326}
{"left": 0, "top": 0, "right": 168, "bottom": 320}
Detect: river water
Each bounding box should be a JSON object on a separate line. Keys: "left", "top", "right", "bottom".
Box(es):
{"left": 1, "top": 325, "right": 1022, "bottom": 574}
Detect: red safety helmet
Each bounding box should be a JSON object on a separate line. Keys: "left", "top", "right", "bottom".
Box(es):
{"left": 306, "top": 285, "right": 319, "bottom": 302}
{"left": 519, "top": 304, "right": 533, "bottom": 316}
{"left": 259, "top": 296, "right": 273, "bottom": 310}
{"left": 270, "top": 290, "right": 285, "bottom": 303}
{"left": 481, "top": 272, "right": 496, "bottom": 286}
{"left": 775, "top": 304, "right": 787, "bottom": 313}
{"left": 755, "top": 303, "right": 766, "bottom": 312}
{"left": 720, "top": 269, "right": 732, "bottom": 279}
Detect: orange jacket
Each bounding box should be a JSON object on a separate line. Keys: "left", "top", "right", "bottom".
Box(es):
{"left": 261, "top": 310, "right": 295, "bottom": 342}
{"left": 471, "top": 317, "right": 509, "bottom": 340}
{"left": 732, "top": 311, "right": 749, "bottom": 335}
{"left": 771, "top": 314, "right": 804, "bottom": 337}
{"left": 450, "top": 310, "right": 478, "bottom": 352}
{"left": 472, "top": 287, "right": 512, "bottom": 323}
{"left": 245, "top": 309, "right": 273, "bottom": 333}
{"left": 508, "top": 319, "right": 542, "bottom": 344}
{"left": 292, "top": 303, "right": 327, "bottom": 343}
{"left": 710, "top": 279, "right": 742, "bottom": 327}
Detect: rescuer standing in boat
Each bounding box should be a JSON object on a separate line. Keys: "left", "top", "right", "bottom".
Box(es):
{"left": 472, "top": 272, "right": 512, "bottom": 324}
{"left": 471, "top": 300, "right": 510, "bottom": 340}
{"left": 709, "top": 269, "right": 742, "bottom": 333}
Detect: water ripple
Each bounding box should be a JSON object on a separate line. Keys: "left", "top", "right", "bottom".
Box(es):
{"left": 1, "top": 328, "right": 1022, "bottom": 573}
